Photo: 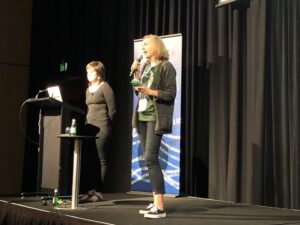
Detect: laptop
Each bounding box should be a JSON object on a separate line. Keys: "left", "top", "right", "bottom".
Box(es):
{"left": 47, "top": 86, "right": 63, "bottom": 102}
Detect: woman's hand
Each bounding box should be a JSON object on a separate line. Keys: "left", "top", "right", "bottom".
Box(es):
{"left": 135, "top": 86, "right": 158, "bottom": 97}
{"left": 131, "top": 60, "right": 140, "bottom": 72}
{"left": 135, "top": 86, "right": 147, "bottom": 93}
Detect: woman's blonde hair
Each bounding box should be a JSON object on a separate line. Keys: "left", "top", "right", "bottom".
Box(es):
{"left": 143, "top": 34, "right": 169, "bottom": 60}
{"left": 86, "top": 61, "right": 105, "bottom": 82}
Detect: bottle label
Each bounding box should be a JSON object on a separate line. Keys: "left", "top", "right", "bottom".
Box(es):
{"left": 53, "top": 192, "right": 59, "bottom": 207}
{"left": 70, "top": 127, "right": 76, "bottom": 135}
{"left": 60, "top": 63, "right": 65, "bottom": 72}
{"left": 70, "top": 119, "right": 76, "bottom": 135}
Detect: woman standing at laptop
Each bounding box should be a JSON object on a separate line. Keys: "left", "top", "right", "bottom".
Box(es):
{"left": 80, "top": 60, "right": 116, "bottom": 202}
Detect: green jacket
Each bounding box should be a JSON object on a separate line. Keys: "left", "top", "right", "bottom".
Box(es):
{"left": 132, "top": 60, "right": 177, "bottom": 134}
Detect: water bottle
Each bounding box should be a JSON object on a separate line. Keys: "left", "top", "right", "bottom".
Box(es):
{"left": 70, "top": 119, "right": 77, "bottom": 136}
{"left": 60, "top": 58, "right": 68, "bottom": 72}
{"left": 53, "top": 189, "right": 59, "bottom": 207}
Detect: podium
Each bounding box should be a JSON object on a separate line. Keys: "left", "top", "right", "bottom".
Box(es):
{"left": 27, "top": 97, "right": 84, "bottom": 196}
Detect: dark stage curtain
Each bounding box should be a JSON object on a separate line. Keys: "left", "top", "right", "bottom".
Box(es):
{"left": 208, "top": 0, "right": 267, "bottom": 205}
{"left": 266, "top": 0, "right": 300, "bottom": 209}
{"left": 208, "top": 0, "right": 300, "bottom": 209}
{"left": 135, "top": 0, "right": 300, "bottom": 209}
{"left": 23, "top": 0, "right": 135, "bottom": 193}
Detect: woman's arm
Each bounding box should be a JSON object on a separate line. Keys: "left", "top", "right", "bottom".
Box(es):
{"left": 103, "top": 83, "right": 116, "bottom": 122}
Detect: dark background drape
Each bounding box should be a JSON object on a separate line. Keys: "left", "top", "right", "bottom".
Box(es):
{"left": 23, "top": 0, "right": 300, "bottom": 209}
{"left": 23, "top": 0, "right": 136, "bottom": 194}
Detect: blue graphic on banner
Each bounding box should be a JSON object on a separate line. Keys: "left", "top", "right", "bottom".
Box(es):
{"left": 131, "top": 34, "right": 182, "bottom": 195}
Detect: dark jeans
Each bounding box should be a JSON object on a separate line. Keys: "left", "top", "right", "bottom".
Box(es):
{"left": 81, "top": 124, "right": 111, "bottom": 192}
{"left": 137, "top": 121, "right": 165, "bottom": 194}
{"left": 95, "top": 125, "right": 111, "bottom": 185}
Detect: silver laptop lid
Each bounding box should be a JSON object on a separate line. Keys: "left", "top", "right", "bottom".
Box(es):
{"left": 47, "top": 86, "right": 63, "bottom": 102}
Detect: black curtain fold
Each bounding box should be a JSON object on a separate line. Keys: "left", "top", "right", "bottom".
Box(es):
{"left": 243, "top": 0, "right": 266, "bottom": 204}
{"left": 268, "top": 0, "right": 300, "bottom": 209}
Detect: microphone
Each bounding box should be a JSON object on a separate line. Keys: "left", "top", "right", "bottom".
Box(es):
{"left": 129, "top": 55, "right": 143, "bottom": 77}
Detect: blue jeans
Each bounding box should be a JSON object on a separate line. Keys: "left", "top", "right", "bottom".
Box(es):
{"left": 137, "top": 121, "right": 165, "bottom": 194}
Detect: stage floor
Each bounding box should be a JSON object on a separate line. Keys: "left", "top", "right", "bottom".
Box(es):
{"left": 1, "top": 193, "right": 300, "bottom": 225}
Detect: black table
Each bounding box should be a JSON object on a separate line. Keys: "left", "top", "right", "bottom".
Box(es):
{"left": 58, "top": 134, "right": 97, "bottom": 209}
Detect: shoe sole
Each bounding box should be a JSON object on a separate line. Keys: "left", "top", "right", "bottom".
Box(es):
{"left": 144, "top": 213, "right": 166, "bottom": 219}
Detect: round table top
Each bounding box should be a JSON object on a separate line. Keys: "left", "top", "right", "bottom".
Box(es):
{"left": 58, "top": 134, "right": 98, "bottom": 139}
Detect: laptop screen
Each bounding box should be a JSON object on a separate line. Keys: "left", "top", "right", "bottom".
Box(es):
{"left": 47, "top": 86, "right": 63, "bottom": 102}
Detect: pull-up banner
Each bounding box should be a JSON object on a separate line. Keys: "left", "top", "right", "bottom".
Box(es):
{"left": 131, "top": 34, "right": 182, "bottom": 195}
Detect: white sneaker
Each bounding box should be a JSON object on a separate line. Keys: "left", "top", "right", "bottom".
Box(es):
{"left": 144, "top": 206, "right": 166, "bottom": 219}
{"left": 139, "top": 203, "right": 155, "bottom": 214}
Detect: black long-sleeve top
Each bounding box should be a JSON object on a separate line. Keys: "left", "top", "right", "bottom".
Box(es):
{"left": 86, "top": 82, "right": 116, "bottom": 128}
